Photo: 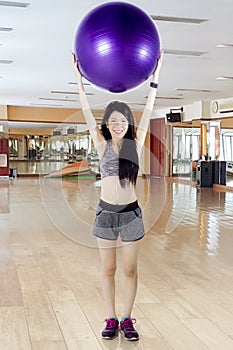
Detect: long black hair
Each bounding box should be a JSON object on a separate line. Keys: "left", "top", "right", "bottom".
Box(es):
{"left": 101, "top": 101, "right": 139, "bottom": 187}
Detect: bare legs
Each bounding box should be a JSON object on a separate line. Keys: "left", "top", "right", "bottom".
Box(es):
{"left": 98, "top": 238, "right": 140, "bottom": 318}
{"left": 122, "top": 240, "right": 140, "bottom": 317}
{"left": 98, "top": 241, "right": 117, "bottom": 318}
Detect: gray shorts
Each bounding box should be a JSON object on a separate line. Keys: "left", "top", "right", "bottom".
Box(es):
{"left": 93, "top": 199, "right": 145, "bottom": 242}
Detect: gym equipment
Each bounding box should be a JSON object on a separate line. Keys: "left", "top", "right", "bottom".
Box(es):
{"left": 73, "top": 2, "right": 161, "bottom": 92}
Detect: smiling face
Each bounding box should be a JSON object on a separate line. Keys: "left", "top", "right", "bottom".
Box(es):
{"left": 106, "top": 111, "right": 129, "bottom": 140}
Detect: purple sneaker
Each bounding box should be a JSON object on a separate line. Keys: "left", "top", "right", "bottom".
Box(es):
{"left": 101, "top": 318, "right": 119, "bottom": 340}
{"left": 120, "top": 318, "right": 139, "bottom": 341}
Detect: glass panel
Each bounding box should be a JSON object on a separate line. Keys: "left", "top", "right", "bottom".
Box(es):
{"left": 172, "top": 127, "right": 200, "bottom": 177}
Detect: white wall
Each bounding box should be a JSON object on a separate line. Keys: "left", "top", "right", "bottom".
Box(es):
{"left": 0, "top": 105, "right": 7, "bottom": 120}
{"left": 151, "top": 101, "right": 202, "bottom": 122}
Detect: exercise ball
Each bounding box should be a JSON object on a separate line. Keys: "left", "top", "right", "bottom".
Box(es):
{"left": 73, "top": 2, "right": 161, "bottom": 92}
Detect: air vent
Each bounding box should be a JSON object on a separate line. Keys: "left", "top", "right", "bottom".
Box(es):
{"left": 151, "top": 15, "right": 207, "bottom": 24}
{"left": 0, "top": 1, "right": 30, "bottom": 7}
{"left": 218, "top": 101, "right": 233, "bottom": 114}
{"left": 220, "top": 110, "right": 233, "bottom": 114}
{"left": 164, "top": 49, "right": 206, "bottom": 56}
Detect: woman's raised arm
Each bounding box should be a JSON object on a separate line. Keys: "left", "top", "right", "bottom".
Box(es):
{"left": 72, "top": 54, "right": 105, "bottom": 149}
{"left": 136, "top": 51, "right": 163, "bottom": 148}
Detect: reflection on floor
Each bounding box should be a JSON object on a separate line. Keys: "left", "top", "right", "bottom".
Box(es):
{"left": 0, "top": 177, "right": 233, "bottom": 349}
{"left": 9, "top": 160, "right": 233, "bottom": 189}
{"left": 9, "top": 160, "right": 67, "bottom": 176}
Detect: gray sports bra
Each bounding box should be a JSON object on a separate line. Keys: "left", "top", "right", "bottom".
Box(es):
{"left": 99, "top": 140, "right": 119, "bottom": 178}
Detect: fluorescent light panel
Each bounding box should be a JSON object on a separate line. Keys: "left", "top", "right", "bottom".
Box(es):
{"left": 0, "top": 1, "right": 30, "bottom": 7}
{"left": 51, "top": 90, "right": 78, "bottom": 95}
{"left": 68, "top": 81, "right": 90, "bottom": 86}
{"left": 164, "top": 49, "right": 206, "bottom": 56}
{"left": 216, "top": 43, "right": 233, "bottom": 48}
{"left": 143, "top": 96, "right": 183, "bottom": 100}
{"left": 128, "top": 103, "right": 146, "bottom": 106}
{"left": 157, "top": 96, "right": 183, "bottom": 100}
{"left": 51, "top": 90, "right": 94, "bottom": 96}
{"left": 151, "top": 15, "right": 207, "bottom": 24}
{"left": 0, "top": 26, "right": 13, "bottom": 32}
{"left": 30, "top": 102, "right": 64, "bottom": 107}
{"left": 39, "top": 97, "right": 78, "bottom": 102}
{"left": 174, "top": 88, "right": 212, "bottom": 93}
{"left": 0, "top": 59, "right": 13, "bottom": 64}
{"left": 216, "top": 76, "right": 233, "bottom": 80}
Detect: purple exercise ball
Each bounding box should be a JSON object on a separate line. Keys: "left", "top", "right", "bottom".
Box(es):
{"left": 73, "top": 2, "right": 161, "bottom": 93}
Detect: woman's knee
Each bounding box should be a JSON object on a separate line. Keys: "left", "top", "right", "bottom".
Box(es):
{"left": 102, "top": 264, "right": 117, "bottom": 277}
{"left": 124, "top": 265, "right": 137, "bottom": 279}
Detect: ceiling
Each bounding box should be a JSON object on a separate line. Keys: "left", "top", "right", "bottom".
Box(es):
{"left": 1, "top": 0, "right": 233, "bottom": 115}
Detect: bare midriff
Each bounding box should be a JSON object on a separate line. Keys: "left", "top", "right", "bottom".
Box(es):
{"left": 100, "top": 176, "right": 137, "bottom": 205}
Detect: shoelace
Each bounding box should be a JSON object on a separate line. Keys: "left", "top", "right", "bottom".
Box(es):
{"left": 122, "top": 318, "right": 136, "bottom": 330}
{"left": 104, "top": 318, "right": 118, "bottom": 329}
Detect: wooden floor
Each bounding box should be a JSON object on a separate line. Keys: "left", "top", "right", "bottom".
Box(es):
{"left": 0, "top": 176, "right": 233, "bottom": 350}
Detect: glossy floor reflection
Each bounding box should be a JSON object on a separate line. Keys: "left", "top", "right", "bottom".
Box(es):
{"left": 9, "top": 160, "right": 67, "bottom": 175}
{"left": 0, "top": 177, "right": 233, "bottom": 349}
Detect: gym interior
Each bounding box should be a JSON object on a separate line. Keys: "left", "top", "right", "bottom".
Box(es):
{"left": 0, "top": 1, "right": 233, "bottom": 349}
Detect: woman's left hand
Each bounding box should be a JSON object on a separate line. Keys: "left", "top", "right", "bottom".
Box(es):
{"left": 152, "top": 50, "right": 163, "bottom": 81}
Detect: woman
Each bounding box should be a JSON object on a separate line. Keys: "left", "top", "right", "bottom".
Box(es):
{"left": 72, "top": 52, "right": 162, "bottom": 341}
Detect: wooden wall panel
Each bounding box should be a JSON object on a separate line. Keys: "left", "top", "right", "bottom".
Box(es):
{"left": 150, "top": 118, "right": 165, "bottom": 177}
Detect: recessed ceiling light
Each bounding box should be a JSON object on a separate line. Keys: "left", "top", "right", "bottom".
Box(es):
{"left": 151, "top": 15, "right": 207, "bottom": 24}
{"left": 216, "top": 76, "right": 233, "bottom": 80}
{"left": 0, "top": 1, "right": 30, "bottom": 8}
